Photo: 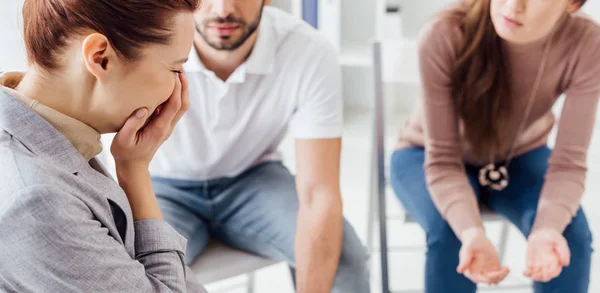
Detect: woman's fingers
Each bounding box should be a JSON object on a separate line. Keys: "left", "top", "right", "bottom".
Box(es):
{"left": 525, "top": 229, "right": 570, "bottom": 282}
{"left": 535, "top": 254, "right": 561, "bottom": 282}
{"left": 462, "top": 254, "right": 508, "bottom": 285}
{"left": 483, "top": 267, "right": 510, "bottom": 284}
{"left": 554, "top": 239, "right": 571, "bottom": 267}
{"left": 464, "top": 270, "right": 489, "bottom": 284}
{"left": 150, "top": 74, "right": 183, "bottom": 132}
{"left": 525, "top": 260, "right": 543, "bottom": 280}
{"left": 171, "top": 71, "right": 190, "bottom": 127}
{"left": 457, "top": 249, "right": 475, "bottom": 274}
{"left": 534, "top": 263, "right": 546, "bottom": 281}
{"left": 525, "top": 246, "right": 542, "bottom": 277}
{"left": 115, "top": 108, "right": 148, "bottom": 144}
{"left": 525, "top": 246, "right": 567, "bottom": 282}
{"left": 540, "top": 262, "right": 562, "bottom": 282}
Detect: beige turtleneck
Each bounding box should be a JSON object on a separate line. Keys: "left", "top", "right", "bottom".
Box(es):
{"left": 0, "top": 72, "right": 103, "bottom": 161}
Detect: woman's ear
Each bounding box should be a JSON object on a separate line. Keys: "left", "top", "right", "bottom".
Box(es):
{"left": 566, "top": 0, "right": 583, "bottom": 13}
{"left": 81, "top": 33, "right": 115, "bottom": 81}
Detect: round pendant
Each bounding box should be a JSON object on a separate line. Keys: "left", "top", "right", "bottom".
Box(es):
{"left": 478, "top": 164, "right": 509, "bottom": 191}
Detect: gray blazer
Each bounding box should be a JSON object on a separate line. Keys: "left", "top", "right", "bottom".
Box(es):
{"left": 0, "top": 90, "right": 206, "bottom": 293}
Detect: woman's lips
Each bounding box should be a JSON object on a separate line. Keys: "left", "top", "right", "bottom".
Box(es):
{"left": 503, "top": 16, "right": 523, "bottom": 29}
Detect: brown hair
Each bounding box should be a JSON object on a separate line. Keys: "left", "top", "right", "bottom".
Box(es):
{"left": 22, "top": 0, "right": 201, "bottom": 70}
{"left": 449, "top": 0, "right": 586, "bottom": 160}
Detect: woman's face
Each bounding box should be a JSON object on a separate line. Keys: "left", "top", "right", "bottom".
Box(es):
{"left": 93, "top": 12, "right": 195, "bottom": 133}
{"left": 490, "top": 0, "right": 579, "bottom": 44}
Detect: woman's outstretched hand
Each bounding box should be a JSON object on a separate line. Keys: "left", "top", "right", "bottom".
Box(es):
{"left": 525, "top": 228, "right": 570, "bottom": 283}
{"left": 458, "top": 227, "right": 510, "bottom": 285}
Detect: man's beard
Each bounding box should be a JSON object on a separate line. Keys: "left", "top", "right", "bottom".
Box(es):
{"left": 197, "top": 8, "right": 264, "bottom": 51}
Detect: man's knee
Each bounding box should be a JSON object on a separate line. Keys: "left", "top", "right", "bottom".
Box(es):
{"left": 338, "top": 240, "right": 368, "bottom": 273}
{"left": 333, "top": 223, "right": 370, "bottom": 292}
{"left": 337, "top": 220, "right": 369, "bottom": 272}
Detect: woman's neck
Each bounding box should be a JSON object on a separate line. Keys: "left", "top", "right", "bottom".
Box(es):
{"left": 15, "top": 67, "right": 96, "bottom": 129}
{"left": 502, "top": 13, "right": 569, "bottom": 53}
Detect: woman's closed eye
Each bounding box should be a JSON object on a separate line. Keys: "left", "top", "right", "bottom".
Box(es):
{"left": 171, "top": 69, "right": 183, "bottom": 74}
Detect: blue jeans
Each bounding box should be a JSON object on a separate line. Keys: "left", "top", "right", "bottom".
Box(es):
{"left": 390, "top": 146, "right": 592, "bottom": 293}
{"left": 152, "top": 162, "right": 370, "bottom": 293}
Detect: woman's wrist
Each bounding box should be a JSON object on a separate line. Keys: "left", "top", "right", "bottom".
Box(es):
{"left": 531, "top": 202, "right": 572, "bottom": 235}
{"left": 115, "top": 160, "right": 149, "bottom": 175}
{"left": 460, "top": 226, "right": 486, "bottom": 243}
{"left": 115, "top": 162, "right": 163, "bottom": 220}
{"left": 445, "top": 200, "right": 485, "bottom": 239}
{"left": 115, "top": 161, "right": 151, "bottom": 185}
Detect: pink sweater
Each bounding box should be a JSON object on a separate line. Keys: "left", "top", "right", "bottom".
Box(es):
{"left": 397, "top": 11, "right": 600, "bottom": 236}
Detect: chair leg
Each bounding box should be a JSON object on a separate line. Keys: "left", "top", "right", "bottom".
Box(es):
{"left": 367, "top": 146, "right": 378, "bottom": 254}
{"left": 498, "top": 221, "right": 510, "bottom": 265}
{"left": 378, "top": 191, "right": 390, "bottom": 293}
{"left": 373, "top": 41, "right": 390, "bottom": 293}
{"left": 247, "top": 272, "right": 255, "bottom": 293}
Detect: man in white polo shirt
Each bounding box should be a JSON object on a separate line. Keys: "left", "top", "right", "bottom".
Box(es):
{"left": 149, "top": 0, "right": 369, "bottom": 292}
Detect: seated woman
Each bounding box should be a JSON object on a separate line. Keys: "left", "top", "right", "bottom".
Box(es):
{"left": 0, "top": 0, "right": 206, "bottom": 292}
{"left": 390, "top": 0, "right": 599, "bottom": 292}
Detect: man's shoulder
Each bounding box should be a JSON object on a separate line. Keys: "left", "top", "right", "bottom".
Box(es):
{"left": 262, "top": 7, "right": 337, "bottom": 59}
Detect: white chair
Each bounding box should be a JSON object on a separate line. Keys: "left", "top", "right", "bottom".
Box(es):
{"left": 367, "top": 40, "right": 531, "bottom": 293}
{"left": 188, "top": 241, "right": 280, "bottom": 293}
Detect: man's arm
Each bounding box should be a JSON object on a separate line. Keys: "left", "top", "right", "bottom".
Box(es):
{"left": 294, "top": 138, "right": 343, "bottom": 293}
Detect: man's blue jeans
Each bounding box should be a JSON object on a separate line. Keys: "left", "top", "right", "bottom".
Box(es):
{"left": 152, "top": 161, "right": 370, "bottom": 293}
{"left": 390, "top": 146, "right": 592, "bottom": 293}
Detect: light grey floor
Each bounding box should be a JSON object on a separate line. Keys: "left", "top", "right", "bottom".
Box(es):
{"left": 205, "top": 105, "right": 600, "bottom": 293}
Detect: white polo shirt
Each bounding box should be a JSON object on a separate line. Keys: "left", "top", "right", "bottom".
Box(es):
{"left": 149, "top": 7, "right": 343, "bottom": 181}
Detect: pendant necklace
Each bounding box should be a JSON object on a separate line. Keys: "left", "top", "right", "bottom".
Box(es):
{"left": 478, "top": 31, "right": 555, "bottom": 191}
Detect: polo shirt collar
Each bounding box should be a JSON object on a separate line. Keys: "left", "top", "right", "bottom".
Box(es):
{"left": 245, "top": 15, "right": 276, "bottom": 75}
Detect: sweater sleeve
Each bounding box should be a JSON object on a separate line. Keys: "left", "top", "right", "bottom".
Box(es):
{"left": 532, "top": 30, "right": 600, "bottom": 233}
{"left": 418, "top": 18, "right": 484, "bottom": 237}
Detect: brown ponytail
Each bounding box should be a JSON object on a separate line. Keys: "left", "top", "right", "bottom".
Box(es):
{"left": 22, "top": 0, "right": 201, "bottom": 71}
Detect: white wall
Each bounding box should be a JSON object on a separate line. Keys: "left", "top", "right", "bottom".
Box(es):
{"left": 583, "top": 1, "right": 600, "bottom": 20}
{"left": 391, "top": 0, "right": 599, "bottom": 40}
{"left": 0, "top": 0, "right": 26, "bottom": 72}
{"left": 388, "top": 0, "right": 455, "bottom": 39}
{"left": 1, "top": 0, "right": 598, "bottom": 72}
{"left": 0, "top": 0, "right": 300, "bottom": 72}
{"left": 268, "top": 0, "right": 296, "bottom": 15}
